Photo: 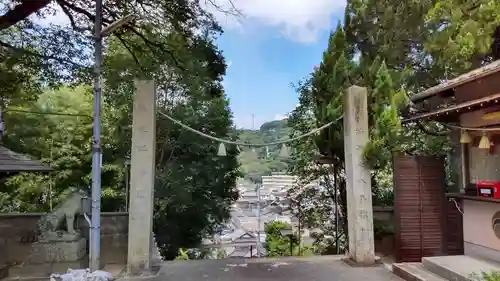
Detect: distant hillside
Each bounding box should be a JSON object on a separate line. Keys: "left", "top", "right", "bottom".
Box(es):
{"left": 237, "top": 119, "right": 292, "bottom": 182}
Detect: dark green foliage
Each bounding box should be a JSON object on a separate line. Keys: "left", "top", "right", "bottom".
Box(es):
{"left": 1, "top": 86, "right": 126, "bottom": 212}
{"left": 373, "top": 218, "right": 394, "bottom": 240}
{"left": 0, "top": 0, "right": 241, "bottom": 261}
{"left": 470, "top": 271, "right": 500, "bottom": 281}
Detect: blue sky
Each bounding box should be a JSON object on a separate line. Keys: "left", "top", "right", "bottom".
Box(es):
{"left": 218, "top": 28, "right": 329, "bottom": 129}
{"left": 209, "top": 0, "right": 346, "bottom": 128}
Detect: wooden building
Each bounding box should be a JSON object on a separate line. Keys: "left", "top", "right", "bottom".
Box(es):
{"left": 0, "top": 145, "right": 52, "bottom": 174}
{"left": 393, "top": 60, "right": 500, "bottom": 280}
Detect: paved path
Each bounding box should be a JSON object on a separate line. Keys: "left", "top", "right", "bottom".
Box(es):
{"left": 156, "top": 256, "right": 403, "bottom": 281}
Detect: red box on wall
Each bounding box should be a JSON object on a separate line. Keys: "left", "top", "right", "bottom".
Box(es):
{"left": 476, "top": 180, "right": 500, "bottom": 198}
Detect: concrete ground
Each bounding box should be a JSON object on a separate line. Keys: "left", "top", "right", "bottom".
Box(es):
{"left": 147, "top": 256, "right": 403, "bottom": 281}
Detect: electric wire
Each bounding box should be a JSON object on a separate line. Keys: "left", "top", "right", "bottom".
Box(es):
{"left": 1, "top": 107, "right": 342, "bottom": 147}
{"left": 4, "top": 109, "right": 92, "bottom": 119}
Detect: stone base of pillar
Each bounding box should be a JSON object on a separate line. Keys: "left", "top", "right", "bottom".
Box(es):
{"left": 122, "top": 264, "right": 161, "bottom": 278}
{"left": 342, "top": 256, "right": 382, "bottom": 267}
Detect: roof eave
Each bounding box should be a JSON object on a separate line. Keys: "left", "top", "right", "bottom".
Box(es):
{"left": 411, "top": 60, "right": 500, "bottom": 103}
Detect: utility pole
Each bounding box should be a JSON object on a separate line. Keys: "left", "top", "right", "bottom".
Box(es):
{"left": 0, "top": 107, "right": 4, "bottom": 140}
{"left": 90, "top": 0, "right": 103, "bottom": 270}
{"left": 298, "top": 201, "right": 301, "bottom": 256}
{"left": 91, "top": 5, "right": 135, "bottom": 270}
{"left": 256, "top": 183, "right": 261, "bottom": 257}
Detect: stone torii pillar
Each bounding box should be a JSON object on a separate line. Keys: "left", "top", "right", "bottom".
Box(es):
{"left": 343, "top": 85, "right": 375, "bottom": 265}
{"left": 127, "top": 80, "right": 157, "bottom": 275}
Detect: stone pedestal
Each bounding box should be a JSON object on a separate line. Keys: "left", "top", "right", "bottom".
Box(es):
{"left": 127, "top": 80, "right": 157, "bottom": 275}
{"left": 28, "top": 238, "right": 86, "bottom": 263}
{"left": 7, "top": 237, "right": 88, "bottom": 277}
{"left": 0, "top": 236, "right": 6, "bottom": 279}
{"left": 343, "top": 85, "right": 375, "bottom": 265}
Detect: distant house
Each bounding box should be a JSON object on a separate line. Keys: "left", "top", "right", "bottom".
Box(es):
{"left": 0, "top": 144, "right": 52, "bottom": 192}
{"left": 226, "top": 231, "right": 265, "bottom": 258}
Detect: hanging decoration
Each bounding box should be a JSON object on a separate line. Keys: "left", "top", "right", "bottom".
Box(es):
{"left": 279, "top": 144, "right": 290, "bottom": 158}
{"left": 158, "top": 110, "right": 342, "bottom": 157}
{"left": 249, "top": 147, "right": 259, "bottom": 159}
{"left": 479, "top": 133, "right": 491, "bottom": 149}
{"left": 441, "top": 123, "right": 500, "bottom": 150}
{"left": 0, "top": 107, "right": 92, "bottom": 140}
{"left": 217, "top": 143, "right": 227, "bottom": 156}
{"left": 459, "top": 130, "right": 471, "bottom": 144}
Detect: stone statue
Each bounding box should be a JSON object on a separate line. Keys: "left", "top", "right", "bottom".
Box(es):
{"left": 38, "top": 189, "right": 88, "bottom": 242}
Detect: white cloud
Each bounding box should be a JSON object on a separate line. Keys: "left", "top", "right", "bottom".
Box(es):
{"left": 30, "top": 1, "right": 345, "bottom": 43}
{"left": 204, "top": 0, "right": 346, "bottom": 43}
{"left": 274, "top": 114, "right": 287, "bottom": 120}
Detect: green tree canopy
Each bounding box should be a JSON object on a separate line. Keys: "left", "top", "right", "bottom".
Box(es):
{"left": 0, "top": 0, "right": 242, "bottom": 261}
{"left": 264, "top": 221, "right": 299, "bottom": 257}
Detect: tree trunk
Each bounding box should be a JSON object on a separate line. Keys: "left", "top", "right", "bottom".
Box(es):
{"left": 0, "top": 0, "right": 51, "bottom": 31}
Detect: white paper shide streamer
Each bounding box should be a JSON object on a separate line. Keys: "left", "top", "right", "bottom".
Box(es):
{"left": 49, "top": 268, "right": 113, "bottom": 281}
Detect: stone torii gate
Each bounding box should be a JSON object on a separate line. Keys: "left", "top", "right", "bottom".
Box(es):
{"left": 343, "top": 85, "right": 375, "bottom": 265}
{"left": 127, "top": 80, "right": 157, "bottom": 275}
{"left": 124, "top": 82, "right": 375, "bottom": 275}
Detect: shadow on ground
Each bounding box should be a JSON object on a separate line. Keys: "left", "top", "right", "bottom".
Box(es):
{"left": 154, "top": 256, "right": 402, "bottom": 281}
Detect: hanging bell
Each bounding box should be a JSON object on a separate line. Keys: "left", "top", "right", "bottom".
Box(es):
{"left": 217, "top": 142, "right": 227, "bottom": 156}
{"left": 460, "top": 130, "right": 471, "bottom": 144}
{"left": 279, "top": 144, "right": 289, "bottom": 157}
{"left": 479, "top": 133, "right": 490, "bottom": 149}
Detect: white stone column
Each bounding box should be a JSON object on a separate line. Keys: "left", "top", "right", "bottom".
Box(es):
{"left": 343, "top": 85, "right": 375, "bottom": 265}
{"left": 127, "top": 80, "right": 157, "bottom": 275}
